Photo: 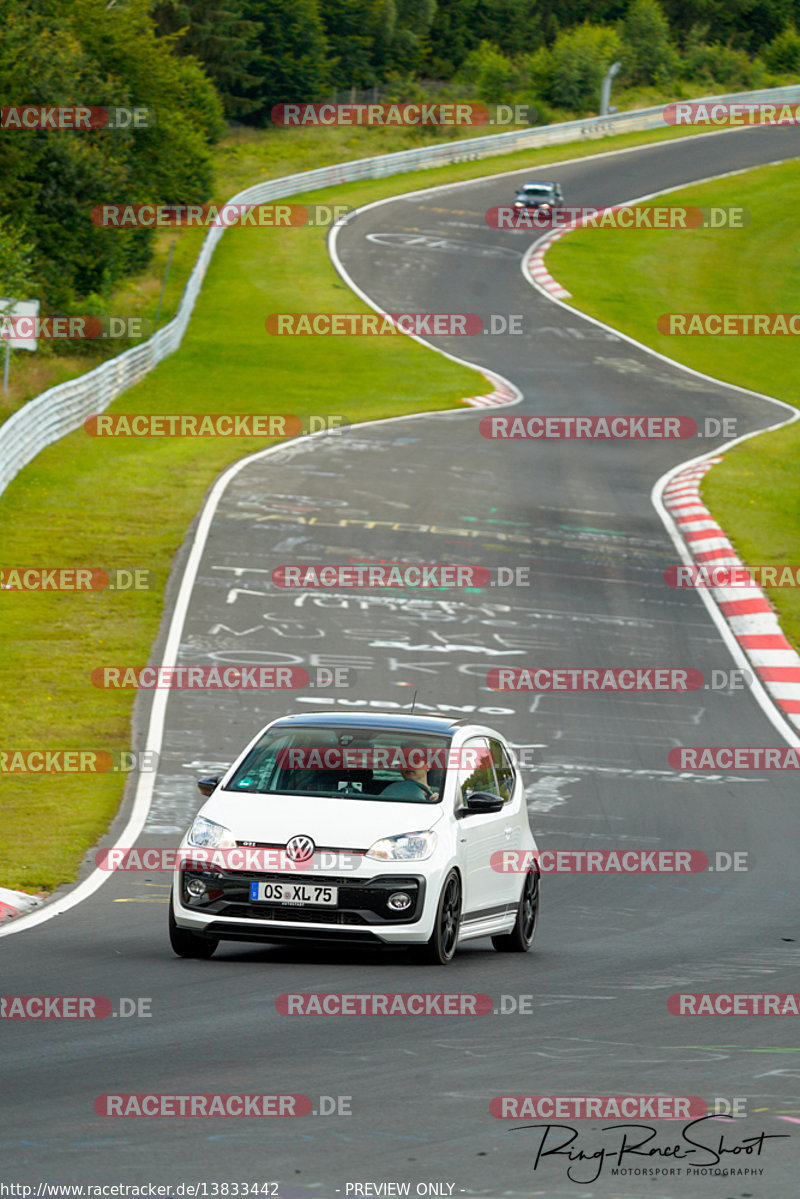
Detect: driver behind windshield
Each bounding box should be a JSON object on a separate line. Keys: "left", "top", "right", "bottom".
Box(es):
{"left": 380, "top": 762, "right": 439, "bottom": 802}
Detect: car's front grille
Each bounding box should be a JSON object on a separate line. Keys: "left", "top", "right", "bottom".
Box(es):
{"left": 221, "top": 904, "right": 367, "bottom": 925}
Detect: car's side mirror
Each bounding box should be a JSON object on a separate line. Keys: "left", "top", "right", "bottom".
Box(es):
{"left": 462, "top": 791, "right": 505, "bottom": 814}
{"left": 197, "top": 776, "right": 221, "bottom": 797}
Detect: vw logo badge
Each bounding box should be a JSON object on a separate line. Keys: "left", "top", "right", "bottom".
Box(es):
{"left": 285, "top": 835, "right": 315, "bottom": 863}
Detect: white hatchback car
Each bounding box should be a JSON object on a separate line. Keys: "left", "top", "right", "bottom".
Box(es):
{"left": 169, "top": 712, "right": 539, "bottom": 964}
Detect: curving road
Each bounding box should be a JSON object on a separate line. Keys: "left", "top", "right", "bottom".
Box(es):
{"left": 3, "top": 126, "right": 800, "bottom": 1198}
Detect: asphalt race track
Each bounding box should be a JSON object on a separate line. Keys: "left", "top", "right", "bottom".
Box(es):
{"left": 3, "top": 126, "right": 800, "bottom": 1197}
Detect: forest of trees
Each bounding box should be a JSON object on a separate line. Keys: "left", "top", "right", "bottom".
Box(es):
{"left": 2, "top": 0, "right": 799, "bottom": 317}
{"left": 151, "top": 0, "right": 800, "bottom": 118}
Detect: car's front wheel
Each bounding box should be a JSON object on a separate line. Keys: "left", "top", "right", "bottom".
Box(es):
{"left": 413, "top": 870, "right": 461, "bottom": 965}
{"left": 168, "top": 893, "right": 218, "bottom": 959}
{"left": 492, "top": 870, "right": 538, "bottom": 953}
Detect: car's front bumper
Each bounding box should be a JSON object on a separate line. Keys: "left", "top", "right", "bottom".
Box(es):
{"left": 172, "top": 865, "right": 435, "bottom": 945}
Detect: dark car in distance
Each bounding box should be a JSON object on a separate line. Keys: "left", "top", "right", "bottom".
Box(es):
{"left": 512, "top": 181, "right": 564, "bottom": 213}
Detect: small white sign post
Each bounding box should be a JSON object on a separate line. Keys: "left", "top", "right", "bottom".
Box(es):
{"left": 1, "top": 299, "right": 40, "bottom": 393}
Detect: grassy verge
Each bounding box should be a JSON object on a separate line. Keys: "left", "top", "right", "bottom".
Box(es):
{"left": 545, "top": 159, "right": 800, "bottom": 651}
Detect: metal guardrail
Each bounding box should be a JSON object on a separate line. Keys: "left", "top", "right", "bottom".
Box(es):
{"left": 2, "top": 84, "right": 798, "bottom": 498}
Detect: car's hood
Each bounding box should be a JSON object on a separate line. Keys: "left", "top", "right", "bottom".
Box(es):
{"left": 198, "top": 790, "right": 444, "bottom": 850}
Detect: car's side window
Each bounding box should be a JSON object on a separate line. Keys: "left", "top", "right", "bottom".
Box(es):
{"left": 488, "top": 739, "right": 516, "bottom": 803}
{"left": 455, "top": 737, "right": 500, "bottom": 808}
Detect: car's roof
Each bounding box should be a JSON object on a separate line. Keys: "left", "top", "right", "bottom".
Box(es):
{"left": 519, "top": 180, "right": 556, "bottom": 188}
{"left": 270, "top": 711, "right": 464, "bottom": 735}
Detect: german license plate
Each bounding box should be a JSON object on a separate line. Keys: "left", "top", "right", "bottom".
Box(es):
{"left": 250, "top": 880, "right": 338, "bottom": 906}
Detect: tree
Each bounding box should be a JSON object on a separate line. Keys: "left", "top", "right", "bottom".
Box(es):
{"left": 545, "top": 22, "right": 623, "bottom": 109}
{"left": 0, "top": 220, "right": 37, "bottom": 299}
{"left": 682, "top": 24, "right": 765, "bottom": 88}
{"left": 0, "top": 0, "right": 222, "bottom": 310}
{"left": 319, "top": 0, "right": 383, "bottom": 90}
{"left": 386, "top": 0, "right": 437, "bottom": 75}
{"left": 659, "top": 0, "right": 794, "bottom": 53}
{"left": 458, "top": 41, "right": 516, "bottom": 104}
{"left": 764, "top": 23, "right": 800, "bottom": 70}
{"left": 243, "top": 0, "right": 331, "bottom": 120}
{"left": 471, "top": 0, "right": 543, "bottom": 57}
{"left": 150, "top": 0, "right": 263, "bottom": 118}
{"left": 543, "top": 13, "right": 560, "bottom": 47}
{"left": 427, "top": 0, "right": 479, "bottom": 75}
{"left": 619, "top": 0, "right": 677, "bottom": 84}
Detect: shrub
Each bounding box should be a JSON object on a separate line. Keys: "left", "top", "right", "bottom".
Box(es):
{"left": 682, "top": 26, "right": 766, "bottom": 90}
{"left": 458, "top": 40, "right": 516, "bottom": 104}
{"left": 619, "top": 0, "right": 679, "bottom": 86}
{"left": 546, "top": 22, "right": 624, "bottom": 111}
{"left": 763, "top": 25, "right": 800, "bottom": 73}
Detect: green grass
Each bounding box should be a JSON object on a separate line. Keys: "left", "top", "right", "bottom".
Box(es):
{"left": 701, "top": 423, "right": 800, "bottom": 650}
{"left": 0, "top": 122, "right": 777, "bottom": 894}
{"left": 546, "top": 160, "right": 800, "bottom": 651}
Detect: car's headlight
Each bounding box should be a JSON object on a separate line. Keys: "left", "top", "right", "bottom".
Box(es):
{"left": 513, "top": 201, "right": 524, "bottom": 207}
{"left": 365, "top": 831, "right": 437, "bottom": 861}
{"left": 187, "top": 815, "right": 236, "bottom": 849}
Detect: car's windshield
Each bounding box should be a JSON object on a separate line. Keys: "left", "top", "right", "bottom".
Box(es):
{"left": 518, "top": 185, "right": 553, "bottom": 197}
{"left": 225, "top": 726, "right": 458, "bottom": 803}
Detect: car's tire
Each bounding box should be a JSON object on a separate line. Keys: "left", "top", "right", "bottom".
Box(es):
{"left": 168, "top": 893, "right": 218, "bottom": 959}
{"left": 412, "top": 870, "right": 461, "bottom": 965}
{"left": 492, "top": 870, "right": 538, "bottom": 953}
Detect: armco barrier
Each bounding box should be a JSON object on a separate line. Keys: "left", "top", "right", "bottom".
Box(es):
{"left": 1, "top": 85, "right": 798, "bottom": 499}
